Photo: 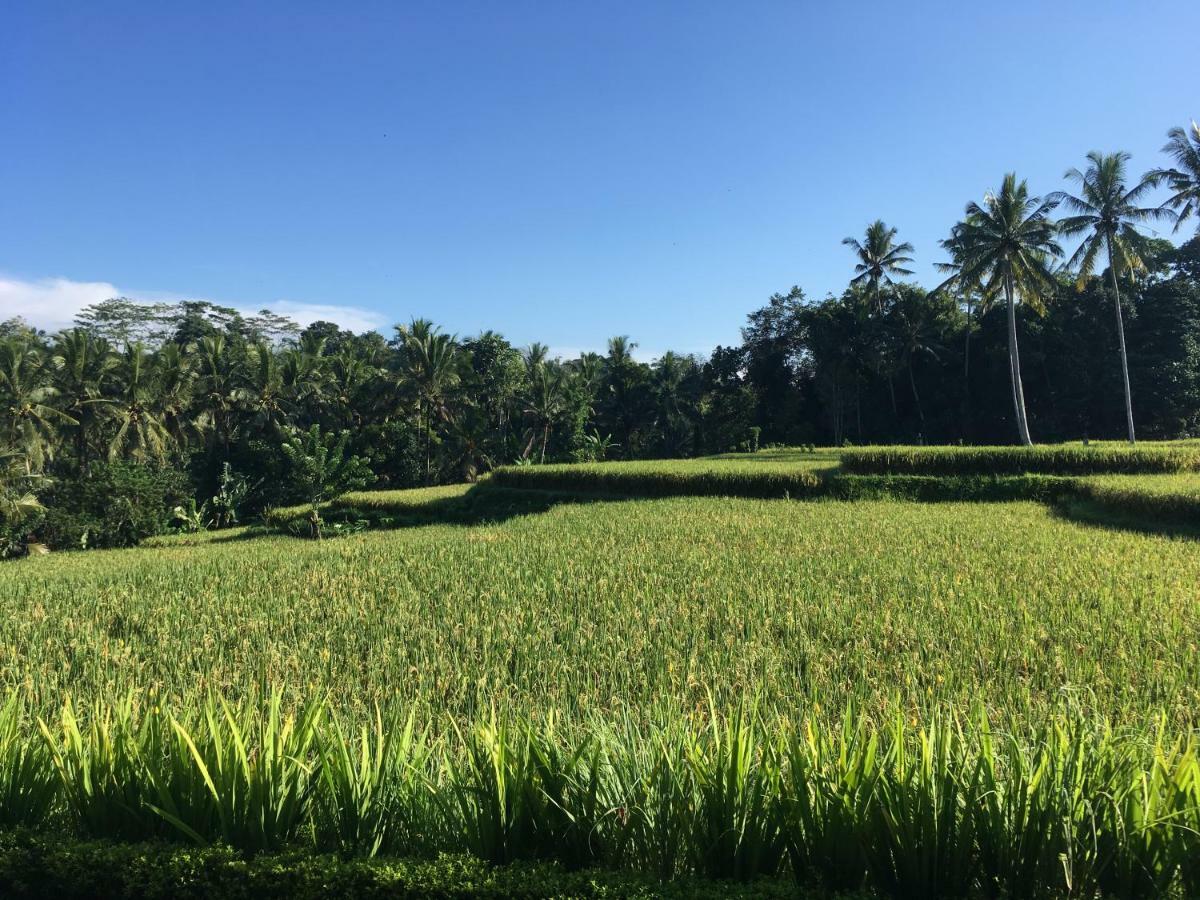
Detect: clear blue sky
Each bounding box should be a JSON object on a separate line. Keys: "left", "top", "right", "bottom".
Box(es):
{"left": 3, "top": 0, "right": 1196, "bottom": 356}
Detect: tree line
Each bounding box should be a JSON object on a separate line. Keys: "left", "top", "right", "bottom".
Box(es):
{"left": 1, "top": 121, "right": 1199, "bottom": 550}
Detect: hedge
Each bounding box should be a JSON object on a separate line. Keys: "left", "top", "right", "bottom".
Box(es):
{"left": 488, "top": 465, "right": 825, "bottom": 499}
{"left": 839, "top": 445, "right": 1200, "bottom": 476}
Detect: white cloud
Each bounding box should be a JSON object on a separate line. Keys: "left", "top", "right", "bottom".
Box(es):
{"left": 0, "top": 274, "right": 387, "bottom": 335}
{"left": 0, "top": 275, "right": 120, "bottom": 333}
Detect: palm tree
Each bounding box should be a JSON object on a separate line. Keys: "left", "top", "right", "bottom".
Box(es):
{"left": 952, "top": 174, "right": 1062, "bottom": 445}
{"left": 396, "top": 321, "right": 459, "bottom": 483}
{"left": 153, "top": 342, "right": 203, "bottom": 451}
{"left": 1149, "top": 121, "right": 1200, "bottom": 233}
{"left": 282, "top": 335, "right": 328, "bottom": 417}
{"left": 51, "top": 328, "right": 117, "bottom": 471}
{"left": 108, "top": 343, "right": 174, "bottom": 462}
{"left": 842, "top": 220, "right": 915, "bottom": 313}
{"left": 244, "top": 342, "right": 289, "bottom": 434}
{"left": 523, "top": 342, "right": 549, "bottom": 374}
{"left": 327, "top": 350, "right": 378, "bottom": 430}
{"left": 890, "top": 289, "right": 949, "bottom": 433}
{"left": 0, "top": 338, "right": 76, "bottom": 472}
{"left": 522, "top": 362, "right": 566, "bottom": 463}
{"left": 1049, "top": 151, "right": 1172, "bottom": 444}
{"left": 0, "top": 447, "right": 42, "bottom": 518}
{"left": 932, "top": 224, "right": 999, "bottom": 441}
{"left": 194, "top": 334, "right": 244, "bottom": 455}
{"left": 935, "top": 223, "right": 998, "bottom": 384}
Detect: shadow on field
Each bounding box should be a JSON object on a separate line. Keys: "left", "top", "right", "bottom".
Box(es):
{"left": 301, "top": 484, "right": 631, "bottom": 534}
{"left": 207, "top": 479, "right": 1200, "bottom": 546}
{"left": 1050, "top": 500, "right": 1200, "bottom": 540}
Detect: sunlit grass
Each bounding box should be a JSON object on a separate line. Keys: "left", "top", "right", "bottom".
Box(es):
{"left": 4, "top": 496, "right": 1199, "bottom": 725}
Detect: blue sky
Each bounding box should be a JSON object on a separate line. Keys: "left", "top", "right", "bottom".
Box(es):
{"left": 2, "top": 1, "right": 1196, "bottom": 357}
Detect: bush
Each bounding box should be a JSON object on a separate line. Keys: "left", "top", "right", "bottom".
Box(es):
{"left": 36, "top": 463, "right": 191, "bottom": 550}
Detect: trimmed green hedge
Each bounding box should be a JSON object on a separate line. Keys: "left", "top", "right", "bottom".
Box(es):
{"left": 489, "top": 465, "right": 825, "bottom": 498}
{"left": 839, "top": 445, "right": 1200, "bottom": 476}
{"left": 0, "top": 833, "right": 809, "bottom": 900}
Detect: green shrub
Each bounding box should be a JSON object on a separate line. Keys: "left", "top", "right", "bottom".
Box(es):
{"left": 36, "top": 462, "right": 191, "bottom": 550}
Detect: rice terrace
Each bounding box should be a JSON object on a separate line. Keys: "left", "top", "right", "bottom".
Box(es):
{"left": 5, "top": 2, "right": 1200, "bottom": 898}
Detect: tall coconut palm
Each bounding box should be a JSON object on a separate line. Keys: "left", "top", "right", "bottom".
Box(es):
{"left": 0, "top": 339, "right": 76, "bottom": 473}
{"left": 842, "top": 220, "right": 915, "bottom": 313}
{"left": 1049, "top": 151, "right": 1172, "bottom": 444}
{"left": 889, "top": 288, "right": 950, "bottom": 433}
{"left": 51, "top": 328, "right": 118, "bottom": 471}
{"left": 1148, "top": 121, "right": 1200, "bottom": 233}
{"left": 108, "top": 343, "right": 174, "bottom": 462}
{"left": 154, "top": 342, "right": 203, "bottom": 451}
{"left": 327, "top": 350, "right": 378, "bottom": 430}
{"left": 935, "top": 222, "right": 999, "bottom": 384}
{"left": 933, "top": 223, "right": 1000, "bottom": 441}
{"left": 194, "top": 334, "right": 244, "bottom": 455}
{"left": 397, "top": 321, "right": 459, "bottom": 483}
{"left": 244, "top": 343, "right": 289, "bottom": 435}
{"left": 522, "top": 362, "right": 566, "bottom": 463}
{"left": 952, "top": 174, "right": 1062, "bottom": 445}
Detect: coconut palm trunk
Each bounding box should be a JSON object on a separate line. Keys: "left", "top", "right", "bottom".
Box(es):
{"left": 1104, "top": 231, "right": 1136, "bottom": 444}
{"left": 961, "top": 298, "right": 974, "bottom": 441}
{"left": 1004, "top": 271, "right": 1033, "bottom": 445}
{"left": 907, "top": 362, "right": 925, "bottom": 429}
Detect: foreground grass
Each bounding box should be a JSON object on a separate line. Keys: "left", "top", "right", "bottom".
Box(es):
{"left": 4, "top": 496, "right": 1199, "bottom": 724}
{"left": 2, "top": 698, "right": 1198, "bottom": 897}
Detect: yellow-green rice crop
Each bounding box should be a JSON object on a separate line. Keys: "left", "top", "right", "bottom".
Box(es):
{"left": 3, "top": 496, "right": 1198, "bottom": 725}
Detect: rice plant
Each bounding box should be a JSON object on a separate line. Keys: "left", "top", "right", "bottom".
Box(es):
{"left": 6, "top": 698, "right": 1200, "bottom": 895}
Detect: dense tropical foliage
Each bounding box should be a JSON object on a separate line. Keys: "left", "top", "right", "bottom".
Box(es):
{"left": 3, "top": 120, "right": 1200, "bottom": 552}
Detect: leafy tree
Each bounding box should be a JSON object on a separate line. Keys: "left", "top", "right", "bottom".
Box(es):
{"left": 75, "top": 297, "right": 175, "bottom": 346}
{"left": 1050, "top": 151, "right": 1171, "bottom": 443}
{"left": 278, "top": 425, "right": 374, "bottom": 535}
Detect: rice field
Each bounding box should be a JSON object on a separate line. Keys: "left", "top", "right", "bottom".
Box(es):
{"left": 5, "top": 495, "right": 1199, "bottom": 724}
{"left": 5, "top": 445, "right": 1200, "bottom": 894}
